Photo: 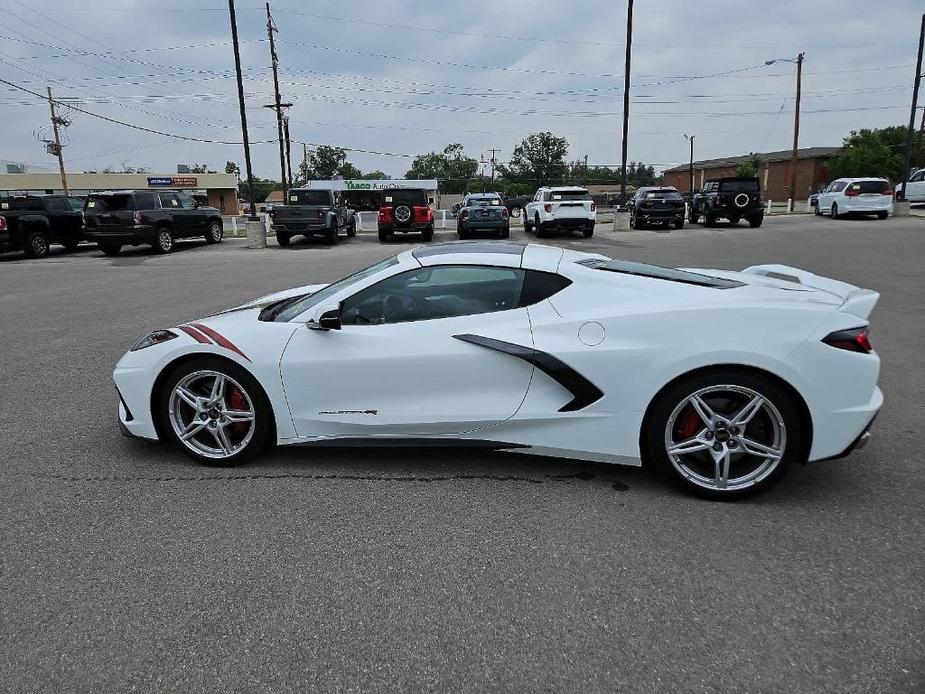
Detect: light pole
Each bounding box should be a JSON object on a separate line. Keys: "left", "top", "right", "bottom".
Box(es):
{"left": 899, "top": 14, "right": 924, "bottom": 201}
{"left": 619, "top": 0, "right": 634, "bottom": 209}
{"left": 684, "top": 133, "right": 695, "bottom": 197}
{"left": 766, "top": 54, "right": 804, "bottom": 208}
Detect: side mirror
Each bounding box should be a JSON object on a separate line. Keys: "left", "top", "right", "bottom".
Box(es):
{"left": 308, "top": 303, "right": 342, "bottom": 331}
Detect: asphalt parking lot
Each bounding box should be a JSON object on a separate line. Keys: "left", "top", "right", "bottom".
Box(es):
{"left": 2, "top": 214, "right": 923, "bottom": 693}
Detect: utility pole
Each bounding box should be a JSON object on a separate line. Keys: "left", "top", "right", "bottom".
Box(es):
{"left": 46, "top": 87, "right": 69, "bottom": 195}
{"left": 900, "top": 14, "right": 924, "bottom": 201}
{"left": 266, "top": 2, "right": 288, "bottom": 200}
{"left": 486, "top": 147, "right": 501, "bottom": 185}
{"left": 788, "top": 53, "right": 805, "bottom": 207}
{"left": 228, "top": 0, "right": 258, "bottom": 223}
{"left": 301, "top": 142, "right": 310, "bottom": 183}
{"left": 619, "top": 0, "right": 634, "bottom": 207}
{"left": 684, "top": 134, "right": 695, "bottom": 197}
{"left": 283, "top": 115, "right": 293, "bottom": 189}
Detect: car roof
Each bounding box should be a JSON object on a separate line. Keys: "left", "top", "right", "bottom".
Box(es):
{"left": 539, "top": 186, "right": 589, "bottom": 191}
{"left": 407, "top": 241, "right": 580, "bottom": 271}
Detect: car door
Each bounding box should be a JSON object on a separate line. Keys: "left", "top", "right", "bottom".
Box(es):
{"left": 178, "top": 192, "right": 208, "bottom": 232}
{"left": 157, "top": 192, "right": 187, "bottom": 235}
{"left": 280, "top": 264, "right": 535, "bottom": 439}
{"left": 906, "top": 169, "right": 925, "bottom": 202}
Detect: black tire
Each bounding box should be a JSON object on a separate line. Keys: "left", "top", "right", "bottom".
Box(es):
{"left": 729, "top": 217, "right": 740, "bottom": 226}
{"left": 347, "top": 217, "right": 357, "bottom": 237}
{"left": 831, "top": 203, "right": 840, "bottom": 220}
{"left": 99, "top": 244, "right": 121, "bottom": 256}
{"left": 643, "top": 368, "right": 803, "bottom": 500}
{"left": 748, "top": 216, "right": 764, "bottom": 228}
{"left": 204, "top": 219, "right": 223, "bottom": 244}
{"left": 275, "top": 231, "right": 291, "bottom": 247}
{"left": 24, "top": 228, "right": 50, "bottom": 258}
{"left": 324, "top": 226, "right": 338, "bottom": 245}
{"left": 703, "top": 212, "right": 715, "bottom": 227}
{"left": 877, "top": 211, "right": 888, "bottom": 220}
{"left": 421, "top": 224, "right": 434, "bottom": 242}
{"left": 152, "top": 227, "right": 174, "bottom": 254}
{"left": 378, "top": 229, "right": 391, "bottom": 243}
{"left": 673, "top": 219, "right": 685, "bottom": 230}
{"left": 630, "top": 214, "right": 642, "bottom": 230}
{"left": 523, "top": 215, "right": 533, "bottom": 234}
{"left": 581, "top": 227, "right": 593, "bottom": 238}
{"left": 814, "top": 202, "right": 822, "bottom": 216}
{"left": 61, "top": 237, "right": 81, "bottom": 252}
{"left": 534, "top": 215, "right": 548, "bottom": 238}
{"left": 158, "top": 357, "right": 273, "bottom": 467}
{"left": 689, "top": 207, "right": 700, "bottom": 224}
{"left": 500, "top": 225, "right": 511, "bottom": 239}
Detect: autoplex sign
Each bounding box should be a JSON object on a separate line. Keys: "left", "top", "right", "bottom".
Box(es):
{"left": 302, "top": 179, "right": 438, "bottom": 191}
{"left": 147, "top": 176, "right": 199, "bottom": 187}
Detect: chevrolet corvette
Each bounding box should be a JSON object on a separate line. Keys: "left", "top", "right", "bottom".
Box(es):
{"left": 114, "top": 242, "right": 882, "bottom": 498}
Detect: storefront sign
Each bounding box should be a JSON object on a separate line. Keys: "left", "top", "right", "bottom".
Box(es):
{"left": 303, "top": 179, "right": 438, "bottom": 192}
{"left": 147, "top": 176, "right": 199, "bottom": 187}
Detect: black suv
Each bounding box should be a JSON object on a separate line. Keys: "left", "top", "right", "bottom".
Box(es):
{"left": 689, "top": 177, "right": 763, "bottom": 227}
{"left": 378, "top": 188, "right": 434, "bottom": 243}
{"left": 83, "top": 190, "right": 224, "bottom": 255}
{"left": 0, "top": 195, "right": 85, "bottom": 258}
{"left": 627, "top": 186, "right": 685, "bottom": 229}
{"left": 269, "top": 189, "right": 356, "bottom": 246}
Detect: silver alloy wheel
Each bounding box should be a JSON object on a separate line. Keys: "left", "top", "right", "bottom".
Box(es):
{"left": 210, "top": 222, "right": 223, "bottom": 241}
{"left": 664, "top": 384, "right": 786, "bottom": 492}
{"left": 31, "top": 233, "right": 49, "bottom": 256}
{"left": 168, "top": 370, "right": 256, "bottom": 460}
{"left": 158, "top": 229, "right": 173, "bottom": 251}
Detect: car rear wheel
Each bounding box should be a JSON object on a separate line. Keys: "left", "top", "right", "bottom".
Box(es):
{"left": 204, "top": 220, "right": 223, "bottom": 244}
{"left": 523, "top": 215, "right": 533, "bottom": 233}
{"left": 24, "top": 229, "right": 50, "bottom": 258}
{"left": 673, "top": 219, "right": 685, "bottom": 230}
{"left": 160, "top": 358, "right": 271, "bottom": 466}
{"left": 748, "top": 216, "right": 764, "bottom": 228}
{"left": 347, "top": 218, "right": 357, "bottom": 237}
{"left": 877, "top": 211, "right": 888, "bottom": 220}
{"left": 275, "top": 231, "right": 291, "bottom": 247}
{"left": 421, "top": 224, "right": 434, "bottom": 242}
{"left": 99, "top": 244, "right": 121, "bottom": 256}
{"left": 500, "top": 225, "right": 511, "bottom": 239}
{"left": 703, "top": 212, "right": 715, "bottom": 227}
{"left": 324, "top": 226, "right": 338, "bottom": 245}
{"left": 688, "top": 207, "right": 700, "bottom": 224}
{"left": 831, "top": 203, "right": 840, "bottom": 219}
{"left": 378, "top": 229, "right": 391, "bottom": 243}
{"left": 153, "top": 227, "right": 174, "bottom": 254}
{"left": 644, "top": 370, "right": 802, "bottom": 499}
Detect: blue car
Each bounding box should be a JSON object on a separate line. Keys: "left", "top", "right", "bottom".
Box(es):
{"left": 456, "top": 193, "right": 510, "bottom": 239}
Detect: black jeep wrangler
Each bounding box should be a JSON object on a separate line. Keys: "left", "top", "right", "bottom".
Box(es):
{"left": 377, "top": 188, "right": 434, "bottom": 243}
{"left": 83, "top": 190, "right": 224, "bottom": 255}
{"left": 689, "top": 177, "right": 764, "bottom": 228}
{"left": 270, "top": 189, "right": 356, "bottom": 246}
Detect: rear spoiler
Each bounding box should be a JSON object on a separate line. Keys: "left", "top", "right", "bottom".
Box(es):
{"left": 742, "top": 264, "right": 879, "bottom": 320}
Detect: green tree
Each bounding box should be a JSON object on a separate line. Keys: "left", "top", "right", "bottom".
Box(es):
{"left": 828, "top": 126, "right": 924, "bottom": 182}
{"left": 500, "top": 132, "right": 569, "bottom": 186}
{"left": 359, "top": 170, "right": 388, "bottom": 180}
{"left": 337, "top": 162, "right": 363, "bottom": 179}
{"left": 625, "top": 161, "right": 657, "bottom": 188}
{"left": 405, "top": 143, "right": 478, "bottom": 193}
{"left": 224, "top": 161, "right": 240, "bottom": 180}
{"left": 238, "top": 177, "right": 278, "bottom": 203}
{"left": 307, "top": 145, "right": 347, "bottom": 179}
{"left": 735, "top": 154, "right": 763, "bottom": 178}
{"left": 190, "top": 163, "right": 217, "bottom": 174}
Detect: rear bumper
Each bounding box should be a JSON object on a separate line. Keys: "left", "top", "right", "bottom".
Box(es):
{"left": 272, "top": 222, "right": 330, "bottom": 236}
{"left": 85, "top": 225, "right": 156, "bottom": 245}
{"left": 379, "top": 222, "right": 431, "bottom": 233}
{"left": 460, "top": 219, "right": 508, "bottom": 231}
{"left": 711, "top": 207, "right": 763, "bottom": 219}
{"left": 540, "top": 218, "right": 595, "bottom": 229}
{"left": 842, "top": 198, "right": 893, "bottom": 213}
{"left": 636, "top": 210, "right": 684, "bottom": 222}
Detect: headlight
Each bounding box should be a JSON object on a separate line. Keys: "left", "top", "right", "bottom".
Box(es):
{"left": 131, "top": 329, "right": 179, "bottom": 351}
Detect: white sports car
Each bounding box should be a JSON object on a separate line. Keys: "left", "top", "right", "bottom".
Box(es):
{"left": 114, "top": 242, "right": 882, "bottom": 498}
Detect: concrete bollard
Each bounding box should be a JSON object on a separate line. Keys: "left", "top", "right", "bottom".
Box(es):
{"left": 246, "top": 219, "right": 267, "bottom": 248}
{"left": 613, "top": 210, "right": 631, "bottom": 231}
{"left": 893, "top": 200, "right": 911, "bottom": 217}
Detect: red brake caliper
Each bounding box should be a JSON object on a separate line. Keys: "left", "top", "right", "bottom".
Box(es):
{"left": 228, "top": 385, "right": 249, "bottom": 435}
{"left": 676, "top": 406, "right": 701, "bottom": 441}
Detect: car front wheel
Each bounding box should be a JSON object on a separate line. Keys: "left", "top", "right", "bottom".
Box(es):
{"left": 153, "top": 227, "right": 174, "bottom": 254}
{"left": 644, "top": 370, "right": 803, "bottom": 499}
{"left": 204, "top": 220, "right": 223, "bottom": 244}
{"left": 160, "top": 358, "right": 271, "bottom": 466}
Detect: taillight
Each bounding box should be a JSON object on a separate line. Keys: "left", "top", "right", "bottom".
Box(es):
{"left": 881, "top": 189, "right": 893, "bottom": 196}
{"left": 378, "top": 206, "right": 393, "bottom": 223}
{"left": 544, "top": 203, "right": 552, "bottom": 212}
{"left": 0, "top": 216, "right": 6, "bottom": 231}
{"left": 844, "top": 188, "right": 860, "bottom": 197}
{"left": 823, "top": 326, "right": 872, "bottom": 354}
{"left": 133, "top": 211, "right": 143, "bottom": 224}
{"left": 590, "top": 203, "right": 596, "bottom": 211}
{"left": 461, "top": 209, "right": 469, "bottom": 221}
{"left": 501, "top": 207, "right": 509, "bottom": 219}
{"left": 713, "top": 194, "right": 721, "bottom": 205}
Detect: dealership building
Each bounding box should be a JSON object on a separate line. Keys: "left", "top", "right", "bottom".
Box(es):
{"left": 0, "top": 172, "right": 240, "bottom": 214}
{"left": 292, "top": 179, "right": 439, "bottom": 211}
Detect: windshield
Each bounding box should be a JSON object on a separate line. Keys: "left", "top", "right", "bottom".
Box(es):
{"left": 288, "top": 190, "right": 332, "bottom": 205}
{"left": 549, "top": 190, "right": 591, "bottom": 201}
{"left": 718, "top": 180, "right": 760, "bottom": 193}
{"left": 382, "top": 189, "right": 428, "bottom": 206}
{"left": 274, "top": 256, "right": 401, "bottom": 322}
{"left": 86, "top": 194, "right": 134, "bottom": 212}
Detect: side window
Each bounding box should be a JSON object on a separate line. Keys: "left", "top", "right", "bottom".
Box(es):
{"left": 518, "top": 271, "right": 571, "bottom": 307}
{"left": 159, "top": 192, "right": 181, "bottom": 208}
{"left": 45, "top": 198, "right": 67, "bottom": 212}
{"left": 911, "top": 171, "right": 924, "bottom": 182}
{"left": 831, "top": 181, "right": 847, "bottom": 193}
{"left": 341, "top": 265, "right": 526, "bottom": 326}
{"left": 135, "top": 193, "right": 157, "bottom": 209}
{"left": 177, "top": 193, "right": 197, "bottom": 209}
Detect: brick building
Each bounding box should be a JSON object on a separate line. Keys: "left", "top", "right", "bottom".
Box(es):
{"left": 661, "top": 147, "right": 840, "bottom": 202}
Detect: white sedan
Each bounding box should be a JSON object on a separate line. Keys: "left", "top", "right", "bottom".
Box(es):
{"left": 815, "top": 177, "right": 894, "bottom": 219}
{"left": 114, "top": 242, "right": 882, "bottom": 499}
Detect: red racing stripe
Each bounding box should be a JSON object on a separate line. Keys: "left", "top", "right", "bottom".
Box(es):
{"left": 178, "top": 324, "right": 211, "bottom": 344}
{"left": 191, "top": 322, "right": 251, "bottom": 362}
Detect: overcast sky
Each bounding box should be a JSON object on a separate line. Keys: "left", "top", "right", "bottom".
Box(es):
{"left": 1, "top": 0, "right": 922, "bottom": 180}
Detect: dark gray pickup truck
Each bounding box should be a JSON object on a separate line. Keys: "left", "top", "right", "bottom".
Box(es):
{"left": 269, "top": 189, "right": 357, "bottom": 246}
{"left": 0, "top": 195, "right": 85, "bottom": 258}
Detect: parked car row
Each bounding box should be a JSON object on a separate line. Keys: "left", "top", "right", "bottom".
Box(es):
{"left": 0, "top": 190, "right": 225, "bottom": 258}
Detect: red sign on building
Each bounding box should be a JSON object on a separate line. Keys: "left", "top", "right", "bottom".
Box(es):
{"left": 171, "top": 176, "right": 198, "bottom": 187}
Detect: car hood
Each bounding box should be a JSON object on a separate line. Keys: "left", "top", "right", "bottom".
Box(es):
{"left": 217, "top": 283, "right": 329, "bottom": 314}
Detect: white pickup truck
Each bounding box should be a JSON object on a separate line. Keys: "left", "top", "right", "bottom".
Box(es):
{"left": 523, "top": 186, "right": 596, "bottom": 238}
{"left": 897, "top": 168, "right": 925, "bottom": 203}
